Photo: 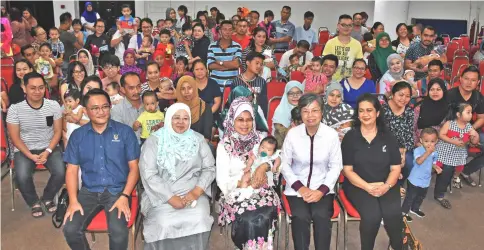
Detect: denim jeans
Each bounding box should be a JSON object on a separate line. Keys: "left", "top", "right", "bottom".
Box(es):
{"left": 14, "top": 146, "right": 65, "bottom": 207}
{"left": 63, "top": 188, "right": 130, "bottom": 250}
{"left": 399, "top": 149, "right": 414, "bottom": 187}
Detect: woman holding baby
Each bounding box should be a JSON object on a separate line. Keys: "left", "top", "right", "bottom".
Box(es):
{"left": 281, "top": 93, "right": 343, "bottom": 250}
{"left": 216, "top": 97, "right": 280, "bottom": 250}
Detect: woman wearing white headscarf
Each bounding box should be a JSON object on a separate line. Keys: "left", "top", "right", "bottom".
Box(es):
{"left": 77, "top": 48, "right": 96, "bottom": 76}
{"left": 272, "top": 81, "right": 304, "bottom": 148}
{"left": 378, "top": 53, "right": 404, "bottom": 96}
{"left": 139, "top": 103, "right": 215, "bottom": 250}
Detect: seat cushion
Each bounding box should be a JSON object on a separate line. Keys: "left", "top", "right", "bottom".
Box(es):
{"left": 332, "top": 199, "right": 340, "bottom": 219}
{"left": 86, "top": 196, "right": 138, "bottom": 231}
{"left": 338, "top": 189, "right": 360, "bottom": 218}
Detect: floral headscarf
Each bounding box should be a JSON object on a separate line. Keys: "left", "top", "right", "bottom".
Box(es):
{"left": 153, "top": 103, "right": 200, "bottom": 181}
{"left": 323, "top": 83, "right": 354, "bottom": 127}
{"left": 222, "top": 97, "right": 261, "bottom": 160}
{"left": 120, "top": 49, "right": 142, "bottom": 75}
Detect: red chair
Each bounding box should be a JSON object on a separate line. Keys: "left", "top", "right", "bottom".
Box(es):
{"left": 446, "top": 41, "right": 460, "bottom": 64}
{"left": 336, "top": 174, "right": 360, "bottom": 250}
{"left": 479, "top": 61, "right": 484, "bottom": 76}
{"left": 221, "top": 86, "right": 231, "bottom": 110}
{"left": 85, "top": 189, "right": 140, "bottom": 250}
{"left": 459, "top": 34, "right": 470, "bottom": 51}
{"left": 9, "top": 160, "right": 48, "bottom": 211}
{"left": 0, "top": 118, "right": 8, "bottom": 165}
{"left": 1, "top": 57, "right": 15, "bottom": 91}
{"left": 313, "top": 44, "right": 324, "bottom": 57}
{"left": 450, "top": 56, "right": 469, "bottom": 84}
{"left": 318, "top": 27, "right": 330, "bottom": 45}
{"left": 274, "top": 52, "right": 284, "bottom": 63}
{"left": 442, "top": 34, "right": 450, "bottom": 45}
{"left": 267, "top": 96, "right": 281, "bottom": 135}
{"left": 453, "top": 49, "right": 469, "bottom": 57}
{"left": 290, "top": 71, "right": 305, "bottom": 82}
{"left": 267, "top": 81, "right": 286, "bottom": 99}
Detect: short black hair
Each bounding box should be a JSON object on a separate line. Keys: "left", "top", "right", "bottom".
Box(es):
{"left": 64, "top": 88, "right": 81, "bottom": 101}
{"left": 352, "top": 93, "right": 387, "bottom": 131}
{"left": 80, "top": 75, "right": 102, "bottom": 98}
{"left": 39, "top": 42, "right": 52, "bottom": 51}
{"left": 282, "top": 6, "right": 291, "bottom": 11}
{"left": 178, "top": 5, "right": 188, "bottom": 15}
{"left": 289, "top": 54, "right": 299, "bottom": 62}
{"left": 353, "top": 58, "right": 367, "bottom": 68}
{"left": 339, "top": 14, "right": 352, "bottom": 22}
{"left": 72, "top": 18, "right": 82, "bottom": 27}
{"left": 291, "top": 106, "right": 302, "bottom": 124}
{"left": 146, "top": 61, "right": 160, "bottom": 71}
{"left": 363, "top": 32, "right": 374, "bottom": 42}
{"left": 49, "top": 27, "right": 59, "bottom": 33}
{"left": 210, "top": 7, "right": 218, "bottom": 12}
{"left": 23, "top": 72, "right": 45, "bottom": 87}
{"left": 176, "top": 56, "right": 189, "bottom": 67}
{"left": 250, "top": 11, "right": 260, "bottom": 19}
{"left": 428, "top": 59, "right": 444, "bottom": 71}
{"left": 461, "top": 65, "right": 481, "bottom": 79}
{"left": 94, "top": 19, "right": 105, "bottom": 27}
{"left": 192, "top": 22, "right": 205, "bottom": 32}
{"left": 182, "top": 22, "right": 192, "bottom": 32}
{"left": 264, "top": 10, "right": 274, "bottom": 18}
{"left": 353, "top": 12, "right": 362, "bottom": 19}
{"left": 421, "top": 127, "right": 438, "bottom": 138}
{"left": 120, "top": 72, "right": 140, "bottom": 87}
{"left": 100, "top": 54, "right": 121, "bottom": 68}
{"left": 107, "top": 81, "right": 120, "bottom": 90}
{"left": 422, "top": 25, "right": 435, "bottom": 34}
{"left": 304, "top": 11, "right": 314, "bottom": 19}
{"left": 60, "top": 12, "right": 72, "bottom": 24}
{"left": 237, "top": 19, "right": 248, "bottom": 26}
{"left": 261, "top": 135, "right": 278, "bottom": 150}
{"left": 140, "top": 17, "right": 153, "bottom": 27}
{"left": 121, "top": 4, "right": 131, "bottom": 10}
{"left": 164, "top": 18, "right": 173, "bottom": 24}
{"left": 311, "top": 56, "right": 323, "bottom": 64}
{"left": 297, "top": 40, "right": 310, "bottom": 50}
{"left": 246, "top": 51, "right": 265, "bottom": 62}
{"left": 322, "top": 54, "right": 339, "bottom": 68}
{"left": 21, "top": 44, "right": 34, "bottom": 56}
{"left": 360, "top": 12, "right": 368, "bottom": 19}
{"left": 83, "top": 88, "right": 111, "bottom": 107}
{"left": 220, "top": 20, "right": 233, "bottom": 28}
{"left": 160, "top": 29, "right": 171, "bottom": 36}
{"left": 371, "top": 22, "right": 384, "bottom": 34}
{"left": 156, "top": 19, "right": 165, "bottom": 25}
{"left": 391, "top": 81, "right": 412, "bottom": 95}
{"left": 141, "top": 90, "right": 157, "bottom": 102}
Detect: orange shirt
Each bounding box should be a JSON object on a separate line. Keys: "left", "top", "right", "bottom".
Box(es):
{"left": 232, "top": 34, "right": 251, "bottom": 50}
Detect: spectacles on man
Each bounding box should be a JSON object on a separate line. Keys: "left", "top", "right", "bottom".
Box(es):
{"left": 339, "top": 23, "right": 353, "bottom": 29}
{"left": 89, "top": 105, "right": 111, "bottom": 113}
{"left": 102, "top": 66, "right": 118, "bottom": 71}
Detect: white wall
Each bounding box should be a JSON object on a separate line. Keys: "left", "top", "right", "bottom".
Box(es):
{"left": 53, "top": 0, "right": 77, "bottom": 27}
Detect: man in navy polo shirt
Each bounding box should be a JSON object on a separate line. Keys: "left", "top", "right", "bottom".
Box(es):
{"left": 63, "top": 89, "right": 140, "bottom": 250}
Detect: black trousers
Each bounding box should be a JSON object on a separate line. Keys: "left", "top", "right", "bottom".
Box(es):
{"left": 344, "top": 184, "right": 403, "bottom": 250}
{"left": 286, "top": 194, "right": 334, "bottom": 250}
{"left": 434, "top": 164, "right": 455, "bottom": 199}
{"left": 462, "top": 153, "right": 484, "bottom": 175}
{"left": 401, "top": 180, "right": 428, "bottom": 214}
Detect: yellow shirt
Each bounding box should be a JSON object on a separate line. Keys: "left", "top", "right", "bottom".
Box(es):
{"left": 322, "top": 37, "right": 363, "bottom": 81}
{"left": 137, "top": 110, "right": 165, "bottom": 139}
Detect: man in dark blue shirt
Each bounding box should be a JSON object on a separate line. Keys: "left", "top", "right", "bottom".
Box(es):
{"left": 63, "top": 89, "right": 140, "bottom": 250}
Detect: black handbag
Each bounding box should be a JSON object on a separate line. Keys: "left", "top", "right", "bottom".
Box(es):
{"left": 52, "top": 188, "right": 69, "bottom": 228}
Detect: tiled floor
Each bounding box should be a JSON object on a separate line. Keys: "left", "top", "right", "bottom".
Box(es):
{"left": 2, "top": 170, "right": 484, "bottom": 250}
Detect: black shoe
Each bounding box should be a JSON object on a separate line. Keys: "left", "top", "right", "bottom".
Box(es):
{"left": 410, "top": 210, "right": 426, "bottom": 218}
{"left": 403, "top": 214, "right": 413, "bottom": 222}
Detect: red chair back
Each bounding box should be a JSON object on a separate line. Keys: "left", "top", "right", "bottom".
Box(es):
{"left": 442, "top": 34, "right": 450, "bottom": 45}
{"left": 267, "top": 81, "right": 286, "bottom": 99}
{"left": 454, "top": 49, "right": 469, "bottom": 57}
{"left": 290, "top": 71, "right": 305, "bottom": 82}
{"left": 221, "top": 87, "right": 231, "bottom": 110}
{"left": 313, "top": 44, "right": 324, "bottom": 57}
{"left": 318, "top": 27, "right": 330, "bottom": 45}
{"left": 459, "top": 34, "right": 470, "bottom": 51}
{"left": 274, "top": 52, "right": 284, "bottom": 63}
{"left": 1, "top": 57, "right": 15, "bottom": 91}
{"left": 479, "top": 61, "right": 484, "bottom": 76}
{"left": 446, "top": 41, "right": 460, "bottom": 64}
{"left": 451, "top": 56, "right": 469, "bottom": 82}
{"left": 267, "top": 96, "right": 281, "bottom": 135}
{"left": 0, "top": 119, "right": 7, "bottom": 164}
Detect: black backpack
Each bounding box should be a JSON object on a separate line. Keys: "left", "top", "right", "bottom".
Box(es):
{"left": 52, "top": 188, "right": 69, "bottom": 228}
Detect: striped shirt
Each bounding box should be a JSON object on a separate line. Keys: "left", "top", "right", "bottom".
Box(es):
{"left": 6, "top": 99, "right": 62, "bottom": 152}
{"left": 230, "top": 75, "right": 268, "bottom": 117}
{"left": 207, "top": 40, "right": 242, "bottom": 90}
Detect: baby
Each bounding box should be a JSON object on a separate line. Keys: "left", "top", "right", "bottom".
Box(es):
{"left": 403, "top": 70, "right": 420, "bottom": 98}
{"left": 285, "top": 54, "right": 301, "bottom": 75}
{"left": 236, "top": 136, "right": 281, "bottom": 202}
{"left": 106, "top": 82, "right": 124, "bottom": 105}
{"left": 136, "top": 36, "right": 155, "bottom": 68}
{"left": 133, "top": 91, "right": 165, "bottom": 145}
{"left": 154, "top": 77, "right": 175, "bottom": 112}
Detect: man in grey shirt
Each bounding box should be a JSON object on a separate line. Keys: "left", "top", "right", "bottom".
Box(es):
{"left": 59, "top": 12, "right": 82, "bottom": 75}
{"left": 350, "top": 12, "right": 368, "bottom": 42}
{"left": 111, "top": 72, "right": 144, "bottom": 143}
{"left": 270, "top": 6, "right": 295, "bottom": 53}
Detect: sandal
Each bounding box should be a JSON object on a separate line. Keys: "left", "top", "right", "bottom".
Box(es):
{"left": 452, "top": 177, "right": 462, "bottom": 189}
{"left": 460, "top": 173, "right": 477, "bottom": 187}
{"left": 31, "top": 203, "right": 45, "bottom": 218}
{"left": 43, "top": 200, "right": 57, "bottom": 213}
{"left": 435, "top": 198, "right": 452, "bottom": 209}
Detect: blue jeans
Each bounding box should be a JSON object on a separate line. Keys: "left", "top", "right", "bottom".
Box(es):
{"left": 63, "top": 188, "right": 130, "bottom": 250}
{"left": 399, "top": 149, "right": 414, "bottom": 187}
{"left": 14, "top": 146, "right": 65, "bottom": 206}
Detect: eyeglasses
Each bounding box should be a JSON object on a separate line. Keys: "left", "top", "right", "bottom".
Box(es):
{"left": 89, "top": 105, "right": 110, "bottom": 113}
{"left": 287, "top": 91, "right": 302, "bottom": 97}
{"left": 102, "top": 66, "right": 118, "bottom": 71}
{"left": 301, "top": 108, "right": 321, "bottom": 116}
{"left": 339, "top": 23, "right": 353, "bottom": 28}
{"left": 353, "top": 66, "right": 366, "bottom": 71}
{"left": 73, "top": 70, "right": 85, "bottom": 74}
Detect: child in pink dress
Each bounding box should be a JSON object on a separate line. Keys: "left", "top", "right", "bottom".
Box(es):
{"left": 302, "top": 57, "right": 328, "bottom": 95}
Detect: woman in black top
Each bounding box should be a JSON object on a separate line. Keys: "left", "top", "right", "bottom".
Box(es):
{"left": 59, "top": 61, "right": 87, "bottom": 104}
{"left": 8, "top": 59, "right": 34, "bottom": 105}
{"left": 190, "top": 23, "right": 210, "bottom": 64}
{"left": 175, "top": 75, "right": 213, "bottom": 141}
{"left": 341, "top": 93, "right": 403, "bottom": 250}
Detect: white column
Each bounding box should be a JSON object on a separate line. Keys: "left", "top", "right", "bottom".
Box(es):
{"left": 373, "top": 0, "right": 410, "bottom": 40}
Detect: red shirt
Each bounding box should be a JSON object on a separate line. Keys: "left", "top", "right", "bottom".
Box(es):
{"left": 232, "top": 34, "right": 251, "bottom": 49}
{"left": 160, "top": 65, "right": 173, "bottom": 78}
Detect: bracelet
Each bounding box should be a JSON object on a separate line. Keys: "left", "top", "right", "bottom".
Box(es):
{"left": 120, "top": 193, "right": 130, "bottom": 199}
{"left": 385, "top": 182, "right": 392, "bottom": 189}
{"left": 45, "top": 148, "right": 52, "bottom": 154}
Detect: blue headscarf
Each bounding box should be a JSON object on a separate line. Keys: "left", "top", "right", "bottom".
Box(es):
{"left": 271, "top": 81, "right": 304, "bottom": 131}
{"left": 153, "top": 103, "right": 200, "bottom": 181}
{"left": 82, "top": 2, "right": 98, "bottom": 23}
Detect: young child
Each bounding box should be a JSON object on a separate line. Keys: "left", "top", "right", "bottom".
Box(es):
{"left": 133, "top": 91, "right": 165, "bottom": 145}
{"left": 106, "top": 82, "right": 124, "bottom": 105}
{"left": 63, "top": 89, "right": 89, "bottom": 146}
{"left": 285, "top": 54, "right": 301, "bottom": 75}
{"left": 402, "top": 128, "right": 441, "bottom": 222}
{"left": 435, "top": 103, "right": 479, "bottom": 209}
{"left": 363, "top": 32, "right": 375, "bottom": 59}
{"left": 136, "top": 36, "right": 155, "bottom": 69}
{"left": 35, "top": 43, "right": 56, "bottom": 82}
{"left": 154, "top": 77, "right": 175, "bottom": 112}
{"left": 118, "top": 4, "right": 137, "bottom": 46}
{"left": 403, "top": 69, "right": 420, "bottom": 98}
{"left": 236, "top": 136, "right": 282, "bottom": 201}
{"left": 175, "top": 23, "right": 194, "bottom": 59}
{"left": 302, "top": 57, "right": 328, "bottom": 95}
{"left": 290, "top": 106, "right": 302, "bottom": 128}
{"left": 155, "top": 29, "right": 175, "bottom": 61}
{"left": 47, "top": 27, "right": 64, "bottom": 75}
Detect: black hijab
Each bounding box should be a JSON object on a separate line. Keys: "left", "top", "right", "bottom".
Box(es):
{"left": 417, "top": 78, "right": 448, "bottom": 129}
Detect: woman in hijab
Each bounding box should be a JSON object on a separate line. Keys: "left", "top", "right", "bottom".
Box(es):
{"left": 272, "top": 81, "right": 304, "bottom": 148}
{"left": 368, "top": 32, "right": 395, "bottom": 83}
{"left": 413, "top": 78, "right": 448, "bottom": 145}
{"left": 176, "top": 76, "right": 213, "bottom": 141}
{"left": 378, "top": 53, "right": 404, "bottom": 96}
{"left": 120, "top": 49, "right": 142, "bottom": 75}
{"left": 219, "top": 86, "right": 268, "bottom": 135}
{"left": 217, "top": 97, "right": 280, "bottom": 250}
{"left": 323, "top": 83, "right": 355, "bottom": 141}
{"left": 80, "top": 2, "right": 100, "bottom": 35}
{"left": 166, "top": 8, "right": 177, "bottom": 30}
{"left": 77, "top": 48, "right": 95, "bottom": 76}
{"left": 139, "top": 103, "right": 215, "bottom": 250}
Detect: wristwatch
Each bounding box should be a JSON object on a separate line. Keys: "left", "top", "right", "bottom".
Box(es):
{"left": 385, "top": 182, "right": 392, "bottom": 189}
{"left": 45, "top": 148, "right": 52, "bottom": 154}
{"left": 219, "top": 61, "right": 224, "bottom": 66}
{"left": 120, "top": 193, "right": 130, "bottom": 199}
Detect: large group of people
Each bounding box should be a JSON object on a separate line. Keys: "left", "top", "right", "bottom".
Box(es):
{"left": 1, "top": 3, "right": 484, "bottom": 250}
